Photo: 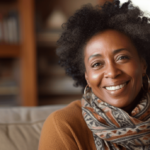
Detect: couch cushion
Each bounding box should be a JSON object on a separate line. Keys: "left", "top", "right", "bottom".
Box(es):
{"left": 0, "top": 105, "right": 65, "bottom": 150}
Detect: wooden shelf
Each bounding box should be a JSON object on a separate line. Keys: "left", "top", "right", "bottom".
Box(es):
{"left": 0, "top": 0, "right": 37, "bottom": 106}
{"left": 0, "top": 1, "right": 18, "bottom": 10}
{"left": 0, "top": 44, "right": 20, "bottom": 57}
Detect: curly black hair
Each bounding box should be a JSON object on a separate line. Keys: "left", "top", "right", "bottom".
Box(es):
{"left": 56, "top": 0, "right": 150, "bottom": 90}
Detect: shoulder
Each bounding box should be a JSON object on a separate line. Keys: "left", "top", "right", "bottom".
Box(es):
{"left": 39, "top": 100, "right": 82, "bottom": 150}
{"left": 47, "top": 100, "right": 83, "bottom": 128}
{"left": 53, "top": 100, "right": 82, "bottom": 117}
{"left": 39, "top": 100, "right": 96, "bottom": 150}
{"left": 39, "top": 100, "right": 85, "bottom": 150}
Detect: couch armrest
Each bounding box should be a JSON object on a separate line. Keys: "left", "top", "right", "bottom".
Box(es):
{"left": 0, "top": 105, "right": 66, "bottom": 150}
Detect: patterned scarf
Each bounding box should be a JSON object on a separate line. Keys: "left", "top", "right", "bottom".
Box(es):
{"left": 81, "top": 86, "right": 150, "bottom": 150}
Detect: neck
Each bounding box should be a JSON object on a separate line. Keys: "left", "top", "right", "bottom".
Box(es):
{"left": 122, "top": 89, "right": 144, "bottom": 115}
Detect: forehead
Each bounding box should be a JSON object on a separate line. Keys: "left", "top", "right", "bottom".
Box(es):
{"left": 84, "top": 29, "right": 137, "bottom": 57}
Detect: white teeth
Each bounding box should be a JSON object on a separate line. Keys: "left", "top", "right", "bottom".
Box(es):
{"left": 105, "top": 83, "right": 126, "bottom": 91}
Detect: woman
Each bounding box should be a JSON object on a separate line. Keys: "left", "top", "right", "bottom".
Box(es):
{"left": 39, "top": 0, "right": 150, "bottom": 149}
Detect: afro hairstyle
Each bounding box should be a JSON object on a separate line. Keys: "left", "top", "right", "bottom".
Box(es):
{"left": 56, "top": 0, "right": 150, "bottom": 90}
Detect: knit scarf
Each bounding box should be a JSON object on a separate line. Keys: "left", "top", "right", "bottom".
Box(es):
{"left": 81, "top": 86, "right": 150, "bottom": 150}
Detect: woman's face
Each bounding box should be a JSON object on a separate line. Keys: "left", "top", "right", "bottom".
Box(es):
{"left": 84, "top": 30, "right": 147, "bottom": 109}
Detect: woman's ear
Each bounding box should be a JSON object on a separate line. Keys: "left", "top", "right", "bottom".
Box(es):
{"left": 141, "top": 58, "right": 147, "bottom": 75}
{"left": 85, "top": 72, "right": 91, "bottom": 87}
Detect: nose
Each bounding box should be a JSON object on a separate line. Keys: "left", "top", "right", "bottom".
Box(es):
{"left": 104, "top": 62, "right": 122, "bottom": 79}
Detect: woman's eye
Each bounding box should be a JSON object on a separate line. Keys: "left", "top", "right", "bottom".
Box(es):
{"left": 118, "top": 56, "right": 129, "bottom": 61}
{"left": 92, "top": 63, "right": 101, "bottom": 68}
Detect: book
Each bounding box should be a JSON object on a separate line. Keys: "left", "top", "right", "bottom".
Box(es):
{"left": 0, "top": 10, "right": 20, "bottom": 44}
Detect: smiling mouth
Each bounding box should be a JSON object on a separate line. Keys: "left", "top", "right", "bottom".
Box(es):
{"left": 105, "top": 81, "right": 130, "bottom": 91}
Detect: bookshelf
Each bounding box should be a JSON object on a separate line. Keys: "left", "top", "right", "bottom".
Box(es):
{"left": 0, "top": 0, "right": 113, "bottom": 106}
{"left": 36, "top": 0, "right": 99, "bottom": 105}
{"left": 0, "top": 44, "right": 20, "bottom": 57}
{"left": 0, "top": 0, "right": 37, "bottom": 106}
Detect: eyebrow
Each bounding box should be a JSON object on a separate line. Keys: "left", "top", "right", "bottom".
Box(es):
{"left": 88, "top": 53, "right": 102, "bottom": 60}
{"left": 113, "top": 48, "right": 129, "bottom": 55}
{"left": 88, "top": 48, "right": 129, "bottom": 61}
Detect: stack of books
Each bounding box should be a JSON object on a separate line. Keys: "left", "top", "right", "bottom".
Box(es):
{"left": 0, "top": 59, "right": 19, "bottom": 105}
{"left": 0, "top": 10, "right": 20, "bottom": 44}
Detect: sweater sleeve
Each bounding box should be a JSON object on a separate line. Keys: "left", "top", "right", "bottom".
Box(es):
{"left": 38, "top": 111, "right": 79, "bottom": 150}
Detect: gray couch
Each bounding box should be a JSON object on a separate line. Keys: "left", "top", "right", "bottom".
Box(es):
{"left": 0, "top": 104, "right": 66, "bottom": 150}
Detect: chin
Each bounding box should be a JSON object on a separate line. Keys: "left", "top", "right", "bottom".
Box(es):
{"left": 107, "top": 98, "right": 132, "bottom": 108}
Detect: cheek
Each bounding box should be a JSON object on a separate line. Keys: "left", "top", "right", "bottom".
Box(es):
{"left": 124, "top": 61, "right": 143, "bottom": 87}
{"left": 88, "top": 71, "right": 103, "bottom": 87}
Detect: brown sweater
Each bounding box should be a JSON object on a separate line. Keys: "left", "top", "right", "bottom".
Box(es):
{"left": 38, "top": 100, "right": 96, "bottom": 150}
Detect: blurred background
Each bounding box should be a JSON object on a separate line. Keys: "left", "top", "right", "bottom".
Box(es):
{"left": 0, "top": 0, "right": 149, "bottom": 106}
{"left": 0, "top": 0, "right": 101, "bottom": 106}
